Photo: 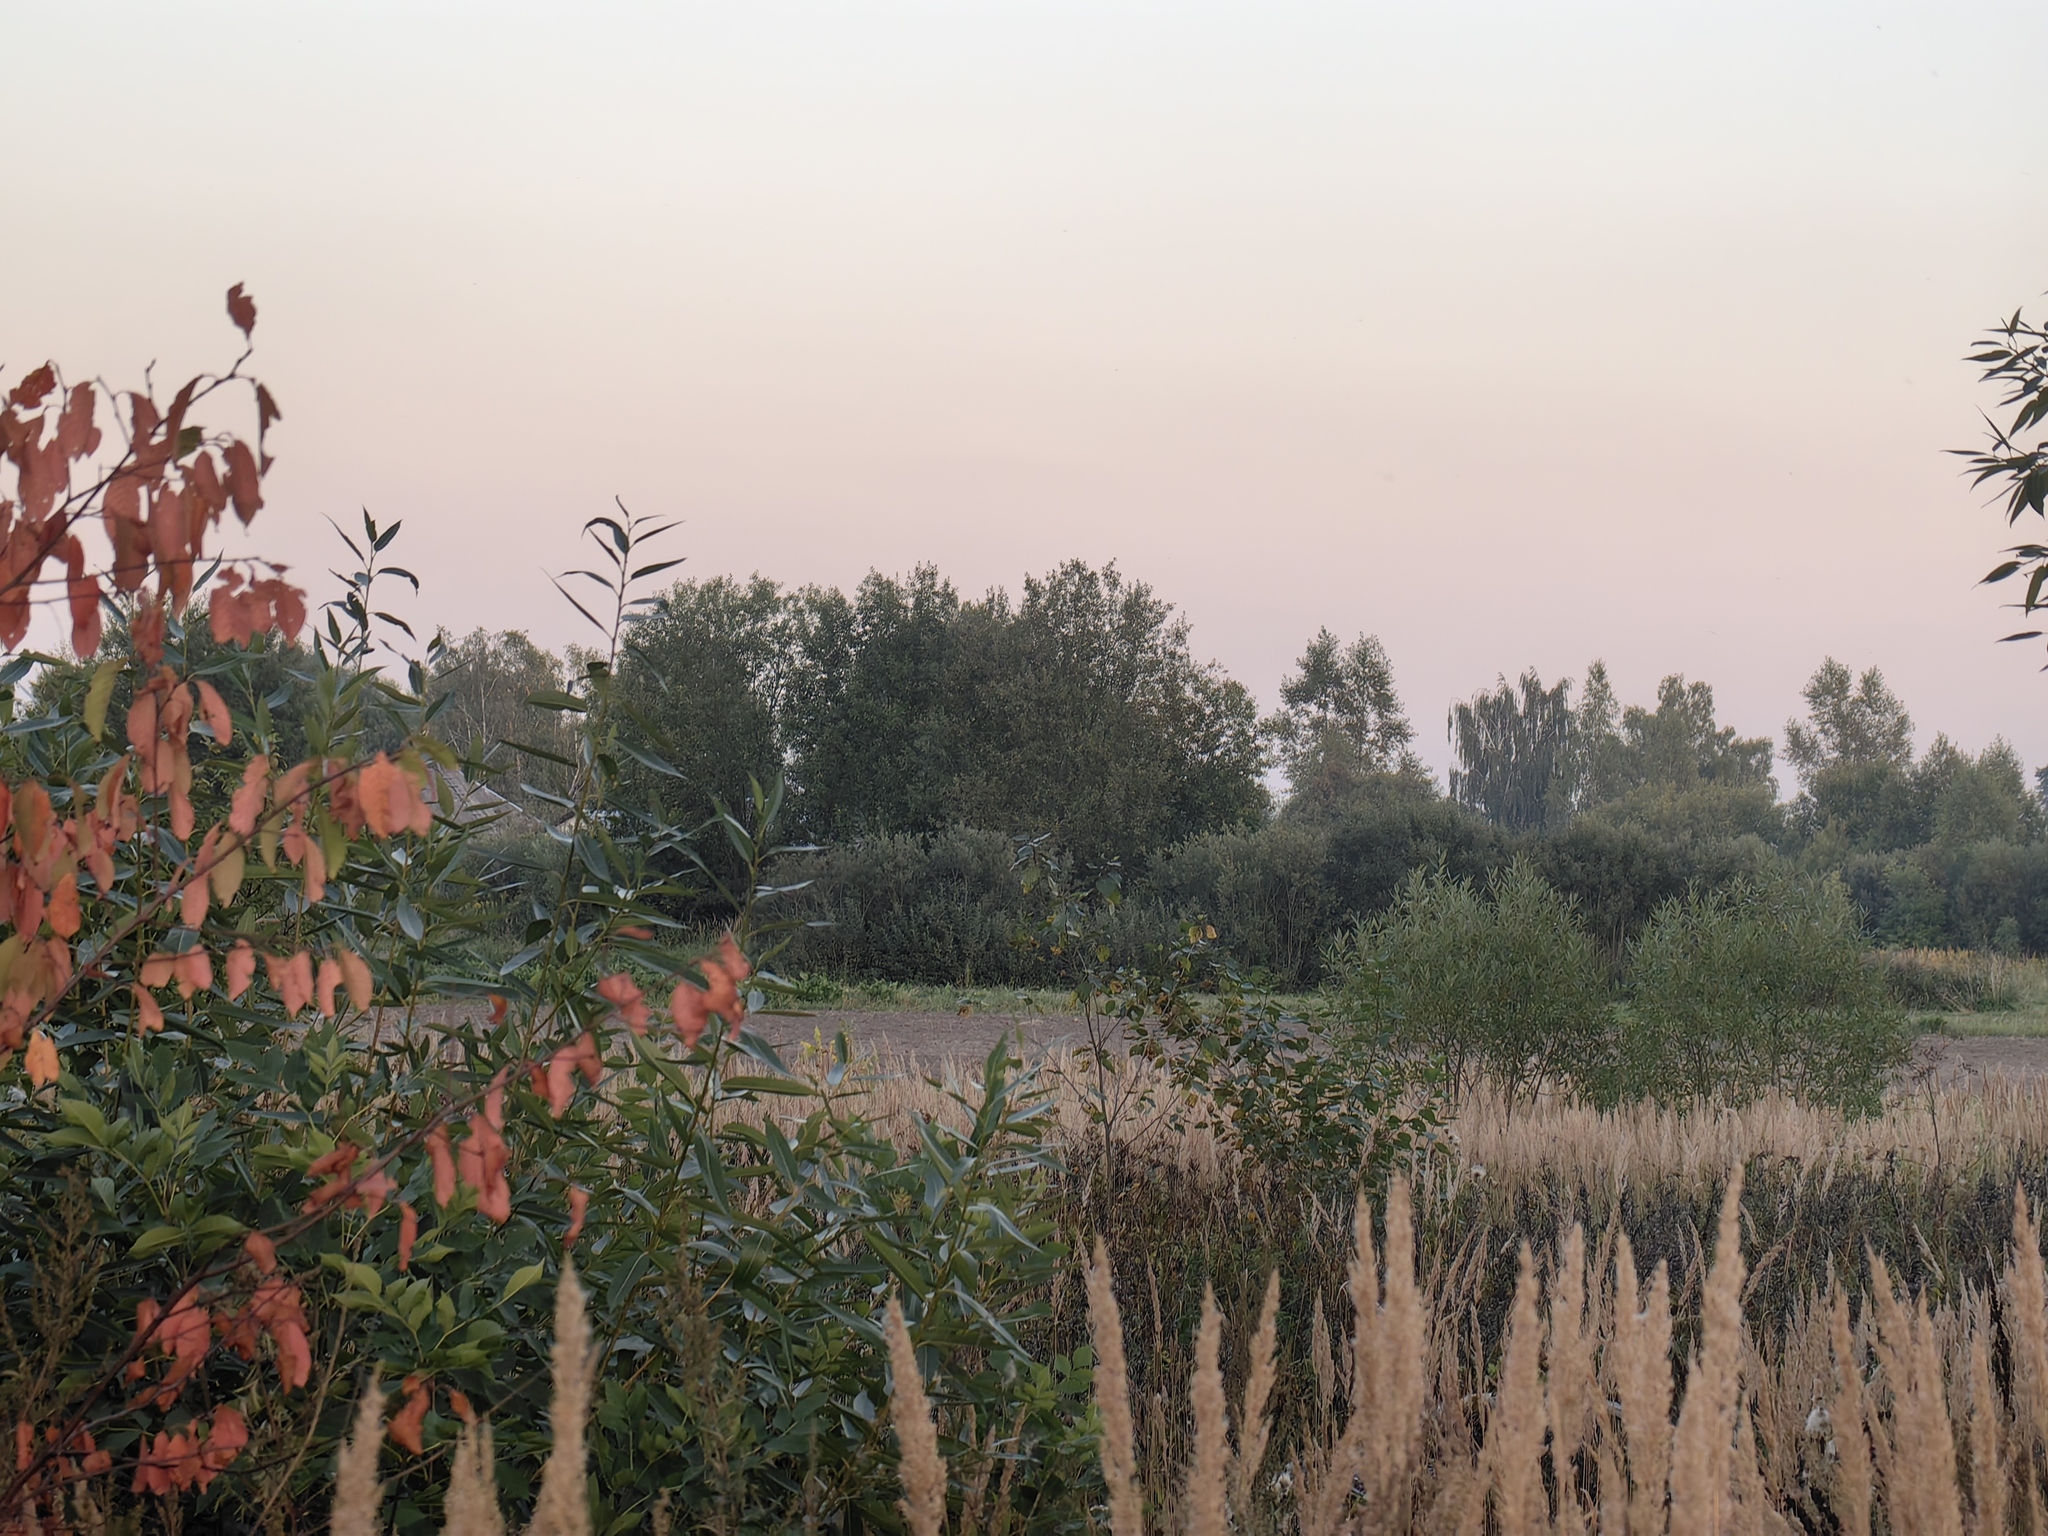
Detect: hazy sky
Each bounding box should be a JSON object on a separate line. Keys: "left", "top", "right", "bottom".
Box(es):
{"left": 10, "top": 2, "right": 2048, "bottom": 783}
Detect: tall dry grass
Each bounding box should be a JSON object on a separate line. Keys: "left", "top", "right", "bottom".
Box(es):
{"left": 1052, "top": 1175, "right": 2048, "bottom": 1534}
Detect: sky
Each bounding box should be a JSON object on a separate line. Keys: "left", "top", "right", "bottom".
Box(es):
{"left": 8, "top": 2, "right": 2048, "bottom": 786}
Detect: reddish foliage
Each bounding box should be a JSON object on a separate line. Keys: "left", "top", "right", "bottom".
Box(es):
{"left": 597, "top": 971, "right": 649, "bottom": 1034}
{"left": 388, "top": 1376, "right": 432, "bottom": 1456}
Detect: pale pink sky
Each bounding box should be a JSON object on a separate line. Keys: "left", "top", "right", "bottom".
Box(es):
{"left": 10, "top": 3, "right": 2048, "bottom": 783}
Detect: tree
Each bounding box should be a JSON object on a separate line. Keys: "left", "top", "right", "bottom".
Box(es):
{"left": 428, "top": 627, "right": 574, "bottom": 805}
{"left": 613, "top": 574, "right": 791, "bottom": 824}
{"left": 785, "top": 560, "right": 1264, "bottom": 865}
{"left": 955, "top": 560, "right": 1265, "bottom": 864}
{"left": 1447, "top": 669, "right": 1574, "bottom": 832}
{"left": 1783, "top": 658, "right": 1914, "bottom": 780}
{"left": 1263, "top": 629, "right": 1425, "bottom": 817}
{"left": 782, "top": 565, "right": 964, "bottom": 838}
{"left": 1571, "top": 666, "right": 1773, "bottom": 808}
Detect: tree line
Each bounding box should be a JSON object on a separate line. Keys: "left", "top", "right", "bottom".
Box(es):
{"left": 408, "top": 557, "right": 2048, "bottom": 981}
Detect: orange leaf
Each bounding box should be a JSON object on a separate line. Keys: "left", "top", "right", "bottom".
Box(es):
{"left": 669, "top": 981, "right": 709, "bottom": 1049}
{"left": 702, "top": 959, "right": 745, "bottom": 1040}
{"left": 543, "top": 1033, "right": 602, "bottom": 1116}
{"left": 301, "top": 838, "right": 325, "bottom": 904}
{"left": 182, "top": 828, "right": 217, "bottom": 929}
{"left": 337, "top": 948, "right": 374, "bottom": 1011}
{"left": 193, "top": 679, "right": 231, "bottom": 746}
{"left": 315, "top": 957, "right": 341, "bottom": 1017}
{"left": 225, "top": 939, "right": 257, "bottom": 1000}
{"left": 388, "top": 1376, "right": 431, "bottom": 1456}
{"left": 229, "top": 755, "right": 269, "bottom": 837}
{"left": 457, "top": 1112, "right": 511, "bottom": 1223}
{"left": 271, "top": 951, "right": 313, "bottom": 1017}
{"left": 597, "top": 972, "right": 649, "bottom": 1035}
{"left": 199, "top": 1404, "right": 247, "bottom": 1485}
{"left": 174, "top": 948, "right": 211, "bottom": 999}
{"left": 397, "top": 1201, "right": 418, "bottom": 1272}
{"left": 718, "top": 931, "right": 752, "bottom": 983}
{"left": 46, "top": 873, "right": 79, "bottom": 938}
{"left": 23, "top": 1030, "right": 56, "bottom": 1087}
{"left": 565, "top": 1184, "right": 590, "bottom": 1249}
{"left": 243, "top": 1231, "right": 277, "bottom": 1274}
{"left": 425, "top": 1124, "right": 456, "bottom": 1208}
{"left": 133, "top": 985, "right": 164, "bottom": 1035}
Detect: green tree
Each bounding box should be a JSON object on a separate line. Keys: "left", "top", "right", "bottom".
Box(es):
{"left": 1262, "top": 629, "right": 1419, "bottom": 808}
{"left": 427, "top": 627, "right": 574, "bottom": 806}
{"left": 1344, "top": 859, "right": 1607, "bottom": 1108}
{"left": 782, "top": 565, "right": 963, "bottom": 837}
{"left": 1446, "top": 669, "right": 1574, "bottom": 831}
{"left": 1620, "top": 870, "right": 1908, "bottom": 1111}
{"left": 1784, "top": 658, "right": 1914, "bottom": 780}
{"left": 613, "top": 574, "right": 791, "bottom": 824}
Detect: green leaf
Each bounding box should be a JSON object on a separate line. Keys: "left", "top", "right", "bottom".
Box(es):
{"left": 525, "top": 691, "right": 589, "bottom": 714}
{"left": 82, "top": 659, "right": 119, "bottom": 741}
{"left": 501, "top": 1261, "right": 548, "bottom": 1305}
{"left": 130, "top": 1226, "right": 184, "bottom": 1258}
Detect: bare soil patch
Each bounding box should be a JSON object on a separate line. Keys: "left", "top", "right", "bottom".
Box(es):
{"left": 751, "top": 1009, "right": 1100, "bottom": 1062}
{"left": 1914, "top": 1033, "right": 2048, "bottom": 1084}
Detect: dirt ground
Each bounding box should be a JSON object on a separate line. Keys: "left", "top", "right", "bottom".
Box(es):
{"left": 751, "top": 1009, "right": 1099, "bottom": 1062}
{"left": 1913, "top": 1032, "right": 2048, "bottom": 1085}
{"left": 767, "top": 1010, "right": 2048, "bottom": 1088}
{"left": 419, "top": 1003, "right": 2048, "bottom": 1084}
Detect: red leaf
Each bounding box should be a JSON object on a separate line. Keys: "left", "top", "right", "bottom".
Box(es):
{"left": 6, "top": 365, "right": 54, "bottom": 410}
{"left": 397, "top": 1201, "right": 418, "bottom": 1272}
{"left": 56, "top": 383, "right": 99, "bottom": 460}
{"left": 225, "top": 284, "right": 257, "bottom": 339}
{"left": 222, "top": 441, "right": 262, "bottom": 524}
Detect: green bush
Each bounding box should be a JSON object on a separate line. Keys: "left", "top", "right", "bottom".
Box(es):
{"left": 1617, "top": 870, "right": 1910, "bottom": 1111}
{"left": 1333, "top": 860, "right": 1608, "bottom": 1107}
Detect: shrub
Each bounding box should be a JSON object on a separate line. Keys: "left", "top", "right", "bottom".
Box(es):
{"left": 1335, "top": 860, "right": 1608, "bottom": 1107}
{"left": 1619, "top": 870, "right": 1909, "bottom": 1111}
{"left": 1147, "top": 821, "right": 1335, "bottom": 987}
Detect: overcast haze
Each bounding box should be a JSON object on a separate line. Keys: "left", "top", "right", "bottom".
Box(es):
{"left": 8, "top": 2, "right": 2047, "bottom": 782}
